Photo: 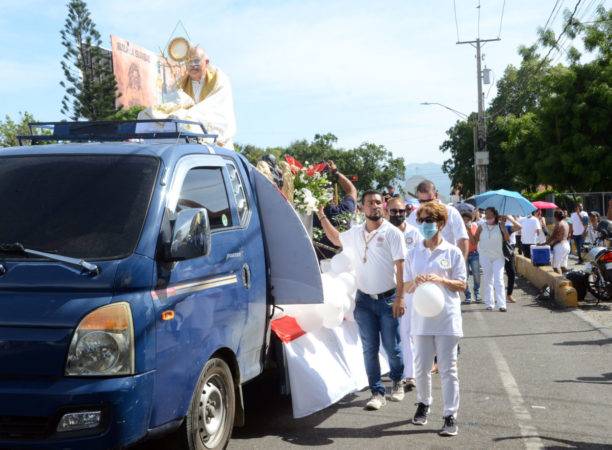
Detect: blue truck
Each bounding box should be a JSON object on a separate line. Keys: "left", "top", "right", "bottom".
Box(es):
{"left": 0, "top": 120, "right": 323, "bottom": 449}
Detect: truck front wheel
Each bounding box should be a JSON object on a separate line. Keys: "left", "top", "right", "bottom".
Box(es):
{"left": 185, "top": 358, "right": 236, "bottom": 449}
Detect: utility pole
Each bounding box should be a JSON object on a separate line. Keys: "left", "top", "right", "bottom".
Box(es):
{"left": 457, "top": 37, "right": 499, "bottom": 194}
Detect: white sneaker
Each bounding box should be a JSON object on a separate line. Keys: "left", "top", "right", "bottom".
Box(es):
{"left": 366, "top": 393, "right": 387, "bottom": 410}
{"left": 390, "top": 381, "right": 405, "bottom": 402}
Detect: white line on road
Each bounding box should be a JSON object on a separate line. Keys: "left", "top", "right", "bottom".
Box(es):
{"left": 474, "top": 310, "right": 544, "bottom": 450}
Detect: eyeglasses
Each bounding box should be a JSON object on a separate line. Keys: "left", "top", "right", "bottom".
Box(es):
{"left": 188, "top": 58, "right": 202, "bottom": 68}
{"left": 418, "top": 198, "right": 435, "bottom": 204}
{"left": 417, "top": 216, "right": 437, "bottom": 224}
{"left": 389, "top": 209, "right": 406, "bottom": 215}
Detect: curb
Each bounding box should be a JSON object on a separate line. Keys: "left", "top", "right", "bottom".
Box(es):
{"left": 571, "top": 309, "right": 612, "bottom": 339}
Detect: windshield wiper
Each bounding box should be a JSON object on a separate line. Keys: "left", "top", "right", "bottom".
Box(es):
{"left": 0, "top": 243, "right": 100, "bottom": 276}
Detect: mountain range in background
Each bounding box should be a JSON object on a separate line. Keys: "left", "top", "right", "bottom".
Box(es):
{"left": 402, "top": 162, "right": 452, "bottom": 203}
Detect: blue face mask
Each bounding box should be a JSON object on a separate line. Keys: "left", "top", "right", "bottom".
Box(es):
{"left": 420, "top": 222, "right": 438, "bottom": 239}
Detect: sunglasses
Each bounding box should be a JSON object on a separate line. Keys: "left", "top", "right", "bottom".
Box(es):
{"left": 417, "top": 216, "right": 437, "bottom": 224}
{"left": 389, "top": 208, "right": 406, "bottom": 215}
{"left": 418, "top": 198, "right": 435, "bottom": 204}
{"left": 188, "top": 58, "right": 202, "bottom": 68}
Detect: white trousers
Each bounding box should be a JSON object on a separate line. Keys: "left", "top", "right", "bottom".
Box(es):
{"left": 480, "top": 254, "right": 506, "bottom": 309}
{"left": 552, "top": 241, "right": 570, "bottom": 269}
{"left": 413, "top": 335, "right": 460, "bottom": 417}
{"left": 399, "top": 298, "right": 414, "bottom": 379}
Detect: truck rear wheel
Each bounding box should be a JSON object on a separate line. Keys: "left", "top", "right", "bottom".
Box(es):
{"left": 185, "top": 358, "right": 235, "bottom": 449}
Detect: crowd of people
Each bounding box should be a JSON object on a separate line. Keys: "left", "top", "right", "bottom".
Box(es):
{"left": 312, "top": 170, "right": 610, "bottom": 438}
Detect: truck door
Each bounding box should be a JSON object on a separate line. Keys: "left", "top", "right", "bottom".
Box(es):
{"left": 151, "top": 155, "right": 248, "bottom": 427}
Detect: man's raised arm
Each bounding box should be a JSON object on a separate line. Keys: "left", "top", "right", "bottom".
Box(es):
{"left": 317, "top": 206, "right": 342, "bottom": 247}
{"left": 328, "top": 160, "right": 357, "bottom": 202}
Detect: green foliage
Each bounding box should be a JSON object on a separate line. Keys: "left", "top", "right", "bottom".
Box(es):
{"left": 440, "top": 6, "right": 612, "bottom": 195}
{"left": 0, "top": 112, "right": 36, "bottom": 147}
{"left": 104, "top": 106, "right": 145, "bottom": 121}
{"left": 236, "top": 133, "right": 405, "bottom": 194}
{"left": 60, "top": 0, "right": 119, "bottom": 120}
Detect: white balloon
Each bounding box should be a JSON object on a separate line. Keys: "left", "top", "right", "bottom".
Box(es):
{"left": 336, "top": 272, "right": 357, "bottom": 295}
{"left": 319, "top": 259, "right": 332, "bottom": 273}
{"left": 330, "top": 252, "right": 352, "bottom": 274}
{"left": 318, "top": 303, "right": 344, "bottom": 329}
{"left": 413, "top": 282, "right": 445, "bottom": 318}
{"left": 321, "top": 273, "right": 346, "bottom": 309}
{"left": 295, "top": 305, "right": 325, "bottom": 332}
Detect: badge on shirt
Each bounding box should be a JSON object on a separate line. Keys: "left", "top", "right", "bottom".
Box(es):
{"left": 439, "top": 258, "right": 451, "bottom": 269}
{"left": 376, "top": 236, "right": 384, "bottom": 247}
{"left": 405, "top": 236, "right": 414, "bottom": 246}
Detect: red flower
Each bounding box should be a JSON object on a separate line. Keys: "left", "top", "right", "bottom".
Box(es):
{"left": 284, "top": 155, "right": 303, "bottom": 174}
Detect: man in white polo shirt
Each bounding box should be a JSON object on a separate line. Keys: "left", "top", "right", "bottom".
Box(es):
{"left": 520, "top": 214, "right": 541, "bottom": 258}
{"left": 407, "top": 181, "right": 469, "bottom": 258}
{"left": 569, "top": 202, "right": 589, "bottom": 264}
{"left": 387, "top": 196, "right": 420, "bottom": 391}
{"left": 319, "top": 190, "right": 407, "bottom": 410}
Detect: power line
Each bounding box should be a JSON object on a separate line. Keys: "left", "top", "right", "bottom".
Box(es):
{"left": 539, "top": 0, "right": 583, "bottom": 67}
{"left": 497, "top": 0, "right": 507, "bottom": 38}
{"left": 544, "top": 0, "right": 562, "bottom": 30}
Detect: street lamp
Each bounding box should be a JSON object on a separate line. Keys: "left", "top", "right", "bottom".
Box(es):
{"left": 420, "top": 101, "right": 479, "bottom": 197}
{"left": 419, "top": 102, "right": 469, "bottom": 120}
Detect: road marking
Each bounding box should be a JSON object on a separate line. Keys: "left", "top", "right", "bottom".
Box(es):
{"left": 474, "top": 311, "right": 544, "bottom": 449}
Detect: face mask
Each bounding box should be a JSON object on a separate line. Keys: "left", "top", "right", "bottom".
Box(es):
{"left": 419, "top": 222, "right": 438, "bottom": 239}
{"left": 487, "top": 218, "right": 495, "bottom": 225}
{"left": 389, "top": 215, "right": 405, "bottom": 226}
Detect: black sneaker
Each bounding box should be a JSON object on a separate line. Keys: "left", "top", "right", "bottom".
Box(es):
{"left": 412, "top": 402, "right": 429, "bottom": 425}
{"left": 439, "top": 415, "right": 458, "bottom": 436}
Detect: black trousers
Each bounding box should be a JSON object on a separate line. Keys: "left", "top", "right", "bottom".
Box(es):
{"left": 505, "top": 254, "right": 516, "bottom": 296}
{"left": 521, "top": 244, "right": 532, "bottom": 258}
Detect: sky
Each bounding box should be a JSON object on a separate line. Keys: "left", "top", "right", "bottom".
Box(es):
{"left": 0, "top": 0, "right": 605, "bottom": 166}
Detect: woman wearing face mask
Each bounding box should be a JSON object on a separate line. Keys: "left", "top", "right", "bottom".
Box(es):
{"left": 404, "top": 202, "right": 466, "bottom": 436}
{"left": 475, "top": 207, "right": 511, "bottom": 312}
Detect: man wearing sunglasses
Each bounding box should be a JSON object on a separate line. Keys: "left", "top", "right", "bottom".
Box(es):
{"left": 387, "top": 197, "right": 421, "bottom": 392}
{"left": 407, "top": 181, "right": 469, "bottom": 259}
{"left": 141, "top": 45, "right": 237, "bottom": 148}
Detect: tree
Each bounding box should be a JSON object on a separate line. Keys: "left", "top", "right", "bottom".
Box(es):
{"left": 0, "top": 112, "right": 36, "bottom": 147}
{"left": 236, "top": 133, "right": 406, "bottom": 193}
{"left": 60, "top": 0, "right": 118, "bottom": 120}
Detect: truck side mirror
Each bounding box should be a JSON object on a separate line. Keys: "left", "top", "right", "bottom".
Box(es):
{"left": 169, "top": 208, "right": 211, "bottom": 261}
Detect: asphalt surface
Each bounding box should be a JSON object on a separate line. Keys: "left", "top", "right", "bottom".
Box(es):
{"left": 142, "top": 277, "right": 612, "bottom": 449}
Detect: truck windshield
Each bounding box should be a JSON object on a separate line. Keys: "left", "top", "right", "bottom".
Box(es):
{"left": 0, "top": 154, "right": 159, "bottom": 260}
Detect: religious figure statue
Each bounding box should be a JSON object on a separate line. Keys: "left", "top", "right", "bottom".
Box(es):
{"left": 138, "top": 45, "right": 236, "bottom": 148}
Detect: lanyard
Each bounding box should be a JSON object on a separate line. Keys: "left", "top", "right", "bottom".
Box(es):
{"left": 362, "top": 229, "right": 380, "bottom": 263}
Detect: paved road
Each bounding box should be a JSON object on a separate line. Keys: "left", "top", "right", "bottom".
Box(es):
{"left": 143, "top": 277, "right": 612, "bottom": 449}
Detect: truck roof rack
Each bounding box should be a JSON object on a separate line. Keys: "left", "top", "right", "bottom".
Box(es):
{"left": 17, "top": 119, "right": 218, "bottom": 145}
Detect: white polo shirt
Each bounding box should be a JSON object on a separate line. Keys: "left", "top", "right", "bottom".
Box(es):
{"left": 407, "top": 203, "right": 468, "bottom": 247}
{"left": 404, "top": 238, "right": 466, "bottom": 337}
{"left": 570, "top": 211, "right": 589, "bottom": 236}
{"left": 402, "top": 221, "right": 422, "bottom": 252}
{"left": 521, "top": 216, "right": 541, "bottom": 245}
{"left": 340, "top": 220, "right": 406, "bottom": 295}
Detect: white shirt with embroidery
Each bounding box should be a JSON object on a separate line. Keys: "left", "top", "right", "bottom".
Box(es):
{"left": 340, "top": 220, "right": 406, "bottom": 295}
{"left": 404, "top": 238, "right": 466, "bottom": 337}
{"left": 407, "top": 203, "right": 468, "bottom": 246}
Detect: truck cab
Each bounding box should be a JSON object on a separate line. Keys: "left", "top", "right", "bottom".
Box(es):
{"left": 0, "top": 120, "right": 322, "bottom": 449}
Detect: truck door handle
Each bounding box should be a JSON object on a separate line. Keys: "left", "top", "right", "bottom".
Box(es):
{"left": 241, "top": 264, "right": 251, "bottom": 289}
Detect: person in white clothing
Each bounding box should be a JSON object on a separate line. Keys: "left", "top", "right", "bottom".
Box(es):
{"left": 547, "top": 209, "right": 571, "bottom": 273}
{"left": 404, "top": 201, "right": 467, "bottom": 437}
{"left": 569, "top": 203, "right": 589, "bottom": 264}
{"left": 520, "top": 214, "right": 541, "bottom": 258}
{"left": 387, "top": 197, "right": 421, "bottom": 391}
{"left": 407, "top": 180, "right": 469, "bottom": 258}
{"left": 319, "top": 191, "right": 407, "bottom": 410}
{"left": 475, "top": 207, "right": 511, "bottom": 312}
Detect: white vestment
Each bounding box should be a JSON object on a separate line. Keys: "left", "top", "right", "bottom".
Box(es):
{"left": 137, "top": 65, "right": 236, "bottom": 148}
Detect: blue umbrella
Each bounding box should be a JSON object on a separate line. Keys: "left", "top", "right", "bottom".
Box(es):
{"left": 453, "top": 202, "right": 475, "bottom": 215}
{"left": 473, "top": 189, "right": 537, "bottom": 216}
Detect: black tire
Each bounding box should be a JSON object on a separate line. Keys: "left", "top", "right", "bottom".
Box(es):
{"left": 183, "top": 357, "right": 236, "bottom": 450}
{"left": 587, "top": 271, "right": 612, "bottom": 302}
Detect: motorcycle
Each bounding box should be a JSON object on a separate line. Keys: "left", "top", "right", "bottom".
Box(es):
{"left": 585, "top": 219, "right": 612, "bottom": 303}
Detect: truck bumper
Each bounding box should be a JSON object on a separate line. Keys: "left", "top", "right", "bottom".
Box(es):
{"left": 0, "top": 371, "right": 154, "bottom": 450}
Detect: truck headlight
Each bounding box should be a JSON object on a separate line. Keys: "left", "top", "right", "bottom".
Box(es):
{"left": 66, "top": 302, "right": 135, "bottom": 376}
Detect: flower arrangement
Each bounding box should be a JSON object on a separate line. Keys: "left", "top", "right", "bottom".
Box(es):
{"left": 285, "top": 156, "right": 333, "bottom": 215}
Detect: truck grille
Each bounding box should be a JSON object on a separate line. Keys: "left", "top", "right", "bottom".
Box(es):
{"left": 0, "top": 415, "right": 52, "bottom": 439}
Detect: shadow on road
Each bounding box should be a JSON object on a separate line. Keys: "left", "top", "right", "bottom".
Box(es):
{"left": 555, "top": 372, "right": 612, "bottom": 385}
{"left": 494, "top": 434, "right": 612, "bottom": 449}
{"left": 554, "top": 337, "right": 612, "bottom": 346}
